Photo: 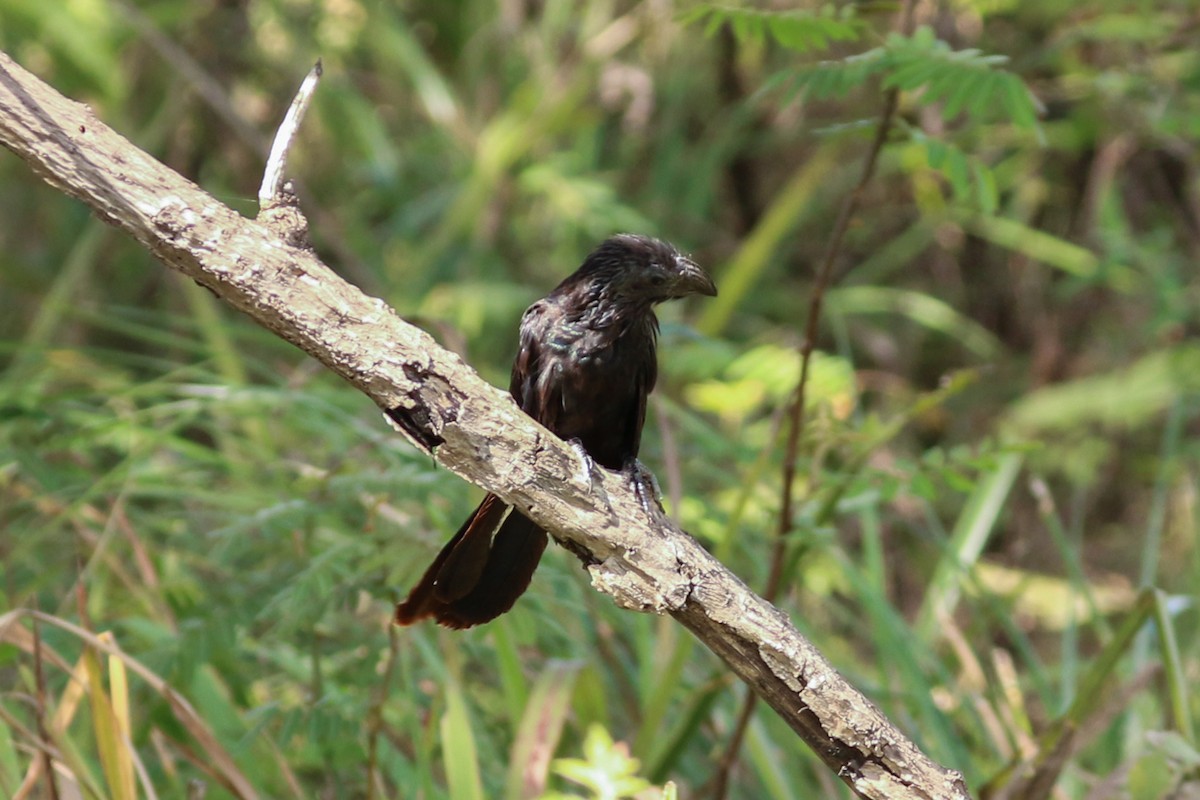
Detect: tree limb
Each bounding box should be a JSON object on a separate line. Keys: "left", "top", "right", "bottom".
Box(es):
{"left": 0, "top": 50, "right": 971, "bottom": 800}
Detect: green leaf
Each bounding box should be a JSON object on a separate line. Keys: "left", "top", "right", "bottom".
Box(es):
{"left": 966, "top": 214, "right": 1141, "bottom": 291}
{"left": 1004, "top": 345, "right": 1200, "bottom": 434}
{"left": 681, "top": 6, "right": 863, "bottom": 53}
{"left": 441, "top": 677, "right": 485, "bottom": 800}
{"left": 917, "top": 452, "right": 1024, "bottom": 637}
{"left": 827, "top": 285, "right": 1004, "bottom": 359}
{"left": 787, "top": 25, "right": 1039, "bottom": 132}
{"left": 552, "top": 724, "right": 651, "bottom": 799}
{"left": 504, "top": 660, "right": 581, "bottom": 800}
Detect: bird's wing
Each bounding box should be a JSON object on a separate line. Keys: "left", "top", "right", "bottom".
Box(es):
{"left": 511, "top": 300, "right": 570, "bottom": 431}
{"left": 510, "top": 301, "right": 543, "bottom": 407}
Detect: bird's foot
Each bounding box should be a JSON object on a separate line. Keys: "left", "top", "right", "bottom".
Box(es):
{"left": 623, "top": 458, "right": 663, "bottom": 518}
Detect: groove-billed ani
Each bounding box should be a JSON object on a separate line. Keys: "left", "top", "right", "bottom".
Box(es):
{"left": 394, "top": 234, "right": 717, "bottom": 629}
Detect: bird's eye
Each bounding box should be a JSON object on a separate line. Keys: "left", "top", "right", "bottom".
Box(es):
{"left": 649, "top": 274, "right": 667, "bottom": 286}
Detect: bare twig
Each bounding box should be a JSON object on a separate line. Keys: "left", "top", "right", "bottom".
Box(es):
{"left": 255, "top": 61, "right": 323, "bottom": 251}
{"left": 0, "top": 49, "right": 969, "bottom": 800}
{"left": 767, "top": 87, "right": 900, "bottom": 596}
{"left": 258, "top": 60, "right": 323, "bottom": 209}
{"left": 113, "top": 0, "right": 374, "bottom": 285}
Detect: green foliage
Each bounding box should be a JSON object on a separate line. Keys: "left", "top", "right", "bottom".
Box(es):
{"left": 682, "top": 5, "right": 863, "bottom": 53}
{"left": 2, "top": 0, "right": 1199, "bottom": 798}
{"left": 548, "top": 724, "right": 653, "bottom": 800}
{"left": 690, "top": 4, "right": 1041, "bottom": 260}
{"left": 781, "top": 25, "right": 1040, "bottom": 130}
{"left": 685, "top": 344, "right": 857, "bottom": 425}
{"left": 905, "top": 131, "right": 1000, "bottom": 214}
{"left": 1127, "top": 732, "right": 1200, "bottom": 800}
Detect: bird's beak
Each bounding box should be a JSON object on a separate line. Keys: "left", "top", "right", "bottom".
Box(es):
{"left": 675, "top": 256, "right": 718, "bottom": 297}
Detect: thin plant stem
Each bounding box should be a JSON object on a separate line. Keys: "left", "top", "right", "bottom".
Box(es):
{"left": 708, "top": 5, "right": 914, "bottom": 796}
{"left": 366, "top": 622, "right": 400, "bottom": 800}
{"left": 32, "top": 613, "right": 62, "bottom": 800}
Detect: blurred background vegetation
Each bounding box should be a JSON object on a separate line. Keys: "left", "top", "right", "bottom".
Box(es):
{"left": 1, "top": 0, "right": 1198, "bottom": 798}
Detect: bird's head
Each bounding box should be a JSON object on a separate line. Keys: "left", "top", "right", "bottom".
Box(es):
{"left": 577, "top": 234, "right": 717, "bottom": 306}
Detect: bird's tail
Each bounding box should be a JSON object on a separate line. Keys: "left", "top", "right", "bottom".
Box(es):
{"left": 394, "top": 494, "right": 548, "bottom": 629}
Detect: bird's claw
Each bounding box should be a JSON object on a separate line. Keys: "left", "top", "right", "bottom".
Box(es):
{"left": 569, "top": 438, "right": 598, "bottom": 490}
{"left": 623, "top": 458, "right": 663, "bottom": 518}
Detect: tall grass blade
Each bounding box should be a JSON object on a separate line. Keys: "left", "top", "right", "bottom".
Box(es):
{"left": 440, "top": 675, "right": 485, "bottom": 800}
{"left": 918, "top": 452, "right": 1022, "bottom": 638}
{"left": 504, "top": 659, "right": 581, "bottom": 800}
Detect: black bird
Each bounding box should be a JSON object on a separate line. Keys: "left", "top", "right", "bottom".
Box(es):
{"left": 394, "top": 234, "right": 717, "bottom": 629}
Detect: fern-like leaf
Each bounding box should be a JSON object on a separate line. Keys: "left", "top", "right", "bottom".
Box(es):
{"left": 882, "top": 28, "right": 1026, "bottom": 122}
{"left": 783, "top": 26, "right": 1041, "bottom": 131}
{"left": 681, "top": 5, "right": 863, "bottom": 54}
{"left": 782, "top": 47, "right": 889, "bottom": 100}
